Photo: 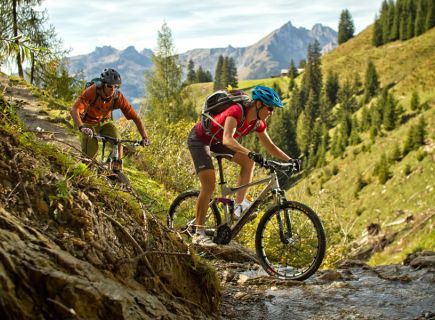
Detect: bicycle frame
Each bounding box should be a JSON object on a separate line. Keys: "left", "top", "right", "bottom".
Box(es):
{"left": 211, "top": 153, "right": 287, "bottom": 239}
{"left": 95, "top": 135, "right": 140, "bottom": 169}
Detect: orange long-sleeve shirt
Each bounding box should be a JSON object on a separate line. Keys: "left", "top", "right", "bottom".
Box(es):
{"left": 73, "top": 84, "right": 138, "bottom": 124}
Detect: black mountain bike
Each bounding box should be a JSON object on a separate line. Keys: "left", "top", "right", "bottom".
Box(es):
{"left": 93, "top": 134, "right": 141, "bottom": 185}
{"left": 167, "top": 153, "right": 326, "bottom": 280}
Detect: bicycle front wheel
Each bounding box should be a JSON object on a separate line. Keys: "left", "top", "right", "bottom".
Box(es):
{"left": 255, "top": 201, "right": 326, "bottom": 280}
{"left": 167, "top": 190, "right": 221, "bottom": 239}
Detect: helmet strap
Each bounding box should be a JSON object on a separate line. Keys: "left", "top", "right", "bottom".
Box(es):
{"left": 255, "top": 101, "right": 263, "bottom": 120}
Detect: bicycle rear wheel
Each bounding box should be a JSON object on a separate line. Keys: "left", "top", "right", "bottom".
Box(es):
{"left": 167, "top": 190, "right": 221, "bottom": 239}
{"left": 255, "top": 201, "right": 326, "bottom": 280}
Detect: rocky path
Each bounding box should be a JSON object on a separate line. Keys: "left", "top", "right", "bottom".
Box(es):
{"left": 202, "top": 244, "right": 435, "bottom": 320}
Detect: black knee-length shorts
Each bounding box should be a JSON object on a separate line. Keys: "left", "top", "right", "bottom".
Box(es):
{"left": 187, "top": 127, "right": 235, "bottom": 173}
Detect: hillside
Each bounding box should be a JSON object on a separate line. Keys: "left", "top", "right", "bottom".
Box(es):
{"left": 0, "top": 74, "right": 221, "bottom": 318}
{"left": 322, "top": 26, "right": 435, "bottom": 99}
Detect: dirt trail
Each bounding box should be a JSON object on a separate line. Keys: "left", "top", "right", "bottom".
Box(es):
{"left": 0, "top": 74, "right": 80, "bottom": 153}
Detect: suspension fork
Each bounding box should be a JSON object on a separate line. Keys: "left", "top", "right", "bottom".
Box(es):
{"left": 274, "top": 192, "right": 292, "bottom": 244}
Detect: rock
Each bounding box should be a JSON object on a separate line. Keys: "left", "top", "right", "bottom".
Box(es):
{"left": 409, "top": 255, "right": 435, "bottom": 269}
{"left": 337, "top": 259, "right": 369, "bottom": 269}
{"left": 237, "top": 274, "right": 250, "bottom": 284}
{"left": 317, "top": 270, "right": 342, "bottom": 282}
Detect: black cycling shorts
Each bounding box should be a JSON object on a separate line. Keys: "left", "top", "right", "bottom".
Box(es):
{"left": 187, "top": 127, "right": 235, "bottom": 173}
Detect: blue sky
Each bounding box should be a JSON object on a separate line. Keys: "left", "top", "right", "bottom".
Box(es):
{"left": 41, "top": 0, "right": 383, "bottom": 56}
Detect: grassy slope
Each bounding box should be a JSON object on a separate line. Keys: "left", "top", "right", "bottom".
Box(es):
{"left": 290, "top": 27, "right": 435, "bottom": 265}
{"left": 322, "top": 26, "right": 435, "bottom": 100}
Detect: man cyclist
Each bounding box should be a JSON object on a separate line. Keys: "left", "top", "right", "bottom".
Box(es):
{"left": 70, "top": 68, "right": 150, "bottom": 171}
{"left": 187, "top": 85, "right": 295, "bottom": 245}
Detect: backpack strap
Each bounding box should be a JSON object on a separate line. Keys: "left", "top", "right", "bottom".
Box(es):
{"left": 81, "top": 86, "right": 119, "bottom": 122}
{"left": 81, "top": 85, "right": 101, "bottom": 121}
{"left": 205, "top": 103, "right": 248, "bottom": 143}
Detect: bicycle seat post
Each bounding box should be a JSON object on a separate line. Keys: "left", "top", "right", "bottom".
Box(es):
{"left": 216, "top": 156, "right": 226, "bottom": 186}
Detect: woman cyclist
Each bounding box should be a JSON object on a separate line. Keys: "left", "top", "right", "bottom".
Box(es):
{"left": 187, "top": 85, "right": 295, "bottom": 245}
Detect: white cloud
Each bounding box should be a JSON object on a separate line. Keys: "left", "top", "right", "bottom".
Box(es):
{"left": 41, "top": 0, "right": 383, "bottom": 55}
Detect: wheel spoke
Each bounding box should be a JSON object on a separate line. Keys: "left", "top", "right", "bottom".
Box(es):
{"left": 255, "top": 202, "right": 326, "bottom": 280}
{"left": 167, "top": 191, "right": 220, "bottom": 240}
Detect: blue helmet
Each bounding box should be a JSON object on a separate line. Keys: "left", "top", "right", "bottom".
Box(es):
{"left": 251, "top": 85, "right": 283, "bottom": 108}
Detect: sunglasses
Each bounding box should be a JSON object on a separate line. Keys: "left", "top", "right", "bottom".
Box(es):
{"left": 105, "top": 83, "right": 120, "bottom": 89}
{"left": 262, "top": 104, "right": 274, "bottom": 112}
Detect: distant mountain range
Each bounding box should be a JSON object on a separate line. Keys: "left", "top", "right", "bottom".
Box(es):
{"left": 67, "top": 21, "right": 337, "bottom": 108}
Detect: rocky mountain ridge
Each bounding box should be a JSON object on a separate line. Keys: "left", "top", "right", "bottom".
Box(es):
{"left": 67, "top": 21, "right": 337, "bottom": 107}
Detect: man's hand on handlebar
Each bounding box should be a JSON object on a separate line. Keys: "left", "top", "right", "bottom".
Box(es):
{"left": 140, "top": 137, "right": 151, "bottom": 147}
{"left": 288, "top": 158, "right": 302, "bottom": 172}
{"left": 248, "top": 151, "right": 266, "bottom": 167}
{"left": 79, "top": 126, "right": 94, "bottom": 138}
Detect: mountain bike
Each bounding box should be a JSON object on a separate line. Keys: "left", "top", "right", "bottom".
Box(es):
{"left": 93, "top": 134, "right": 141, "bottom": 185}
{"left": 167, "top": 153, "right": 326, "bottom": 280}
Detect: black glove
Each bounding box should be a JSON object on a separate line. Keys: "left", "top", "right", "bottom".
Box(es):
{"left": 140, "top": 137, "right": 150, "bottom": 147}
{"left": 288, "top": 158, "right": 301, "bottom": 172}
{"left": 248, "top": 152, "right": 265, "bottom": 167}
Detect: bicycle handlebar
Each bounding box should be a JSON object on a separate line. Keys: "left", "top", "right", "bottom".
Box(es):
{"left": 263, "top": 159, "right": 301, "bottom": 173}
{"left": 94, "top": 134, "right": 142, "bottom": 146}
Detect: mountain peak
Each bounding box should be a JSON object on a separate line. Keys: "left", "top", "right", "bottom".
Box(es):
{"left": 94, "top": 46, "right": 117, "bottom": 55}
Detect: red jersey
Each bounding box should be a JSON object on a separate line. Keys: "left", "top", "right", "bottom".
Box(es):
{"left": 195, "top": 104, "right": 266, "bottom": 144}
{"left": 74, "top": 84, "right": 138, "bottom": 124}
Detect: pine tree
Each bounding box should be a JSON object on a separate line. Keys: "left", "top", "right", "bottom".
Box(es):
{"left": 426, "top": 0, "right": 435, "bottom": 30}
{"left": 382, "top": 0, "right": 395, "bottom": 43}
{"left": 316, "top": 124, "right": 329, "bottom": 168}
{"left": 373, "top": 15, "right": 384, "bottom": 46}
{"left": 338, "top": 80, "right": 358, "bottom": 115}
{"left": 331, "top": 128, "right": 341, "bottom": 158}
{"left": 410, "top": 91, "right": 420, "bottom": 110}
{"left": 325, "top": 71, "right": 339, "bottom": 106}
{"left": 296, "top": 111, "right": 311, "bottom": 156}
{"left": 1, "top": 0, "right": 61, "bottom": 79}
{"left": 390, "top": 143, "right": 402, "bottom": 162}
{"left": 390, "top": 0, "right": 401, "bottom": 40}
{"left": 145, "top": 22, "right": 183, "bottom": 123}
{"left": 360, "top": 106, "right": 371, "bottom": 131}
{"left": 406, "top": 0, "right": 416, "bottom": 39}
{"left": 376, "top": 153, "right": 392, "bottom": 184}
{"left": 213, "top": 55, "right": 224, "bottom": 90}
{"left": 414, "top": 0, "right": 426, "bottom": 36}
{"left": 196, "top": 66, "right": 208, "bottom": 83}
{"left": 338, "top": 9, "right": 355, "bottom": 44}
{"left": 227, "top": 57, "right": 238, "bottom": 87}
{"left": 349, "top": 115, "right": 361, "bottom": 145}
{"left": 400, "top": 2, "right": 409, "bottom": 40}
{"left": 382, "top": 90, "right": 397, "bottom": 131}
{"left": 364, "top": 60, "right": 380, "bottom": 103}
{"left": 352, "top": 72, "right": 362, "bottom": 94}
{"left": 338, "top": 112, "right": 352, "bottom": 152}
{"left": 380, "top": 0, "right": 390, "bottom": 44}
{"left": 186, "top": 59, "right": 197, "bottom": 84}
{"left": 415, "top": 117, "right": 427, "bottom": 146}
{"left": 319, "top": 91, "right": 333, "bottom": 128}
{"left": 220, "top": 57, "right": 229, "bottom": 88}
{"left": 288, "top": 59, "right": 298, "bottom": 78}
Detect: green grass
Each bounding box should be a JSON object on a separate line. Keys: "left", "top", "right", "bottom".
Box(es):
{"left": 286, "top": 105, "right": 435, "bottom": 266}
{"left": 322, "top": 26, "right": 435, "bottom": 100}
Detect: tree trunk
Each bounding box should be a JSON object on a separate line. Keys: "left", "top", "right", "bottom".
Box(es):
{"left": 12, "top": 0, "right": 24, "bottom": 78}
{"left": 30, "top": 52, "right": 35, "bottom": 84}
